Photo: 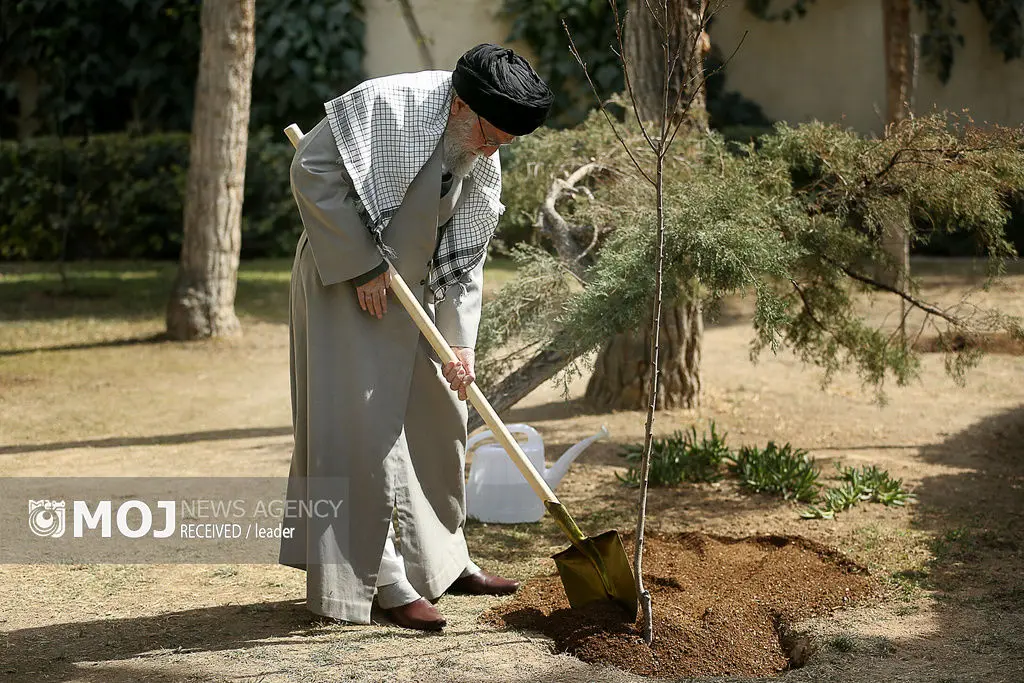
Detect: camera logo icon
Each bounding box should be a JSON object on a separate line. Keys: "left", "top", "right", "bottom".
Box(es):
{"left": 28, "top": 500, "right": 66, "bottom": 538}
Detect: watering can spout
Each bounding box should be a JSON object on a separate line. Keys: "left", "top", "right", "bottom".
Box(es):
{"left": 544, "top": 425, "right": 610, "bottom": 489}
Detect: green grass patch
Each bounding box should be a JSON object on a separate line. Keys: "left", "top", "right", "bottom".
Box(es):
{"left": 0, "top": 259, "right": 293, "bottom": 324}
{"left": 482, "top": 255, "right": 518, "bottom": 296}
{"left": 617, "top": 425, "right": 916, "bottom": 518}
{"left": 617, "top": 422, "right": 730, "bottom": 486}
{"left": 802, "top": 464, "right": 915, "bottom": 520}
{"left": 726, "top": 441, "right": 820, "bottom": 503}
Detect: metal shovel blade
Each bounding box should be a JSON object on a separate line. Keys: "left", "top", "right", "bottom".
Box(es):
{"left": 546, "top": 502, "right": 638, "bottom": 620}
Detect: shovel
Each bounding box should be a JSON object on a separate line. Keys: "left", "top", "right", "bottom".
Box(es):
{"left": 284, "top": 123, "right": 638, "bottom": 620}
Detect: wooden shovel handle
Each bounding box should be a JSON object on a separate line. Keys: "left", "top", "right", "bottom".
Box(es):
{"left": 282, "top": 123, "right": 560, "bottom": 507}
{"left": 284, "top": 124, "right": 304, "bottom": 148}
{"left": 387, "top": 268, "right": 561, "bottom": 505}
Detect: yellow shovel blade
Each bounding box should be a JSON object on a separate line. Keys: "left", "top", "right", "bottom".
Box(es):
{"left": 552, "top": 529, "right": 638, "bottom": 620}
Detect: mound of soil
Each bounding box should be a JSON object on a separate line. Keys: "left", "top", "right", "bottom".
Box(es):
{"left": 483, "top": 532, "right": 877, "bottom": 679}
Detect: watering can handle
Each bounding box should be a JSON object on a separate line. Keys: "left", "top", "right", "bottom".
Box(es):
{"left": 466, "top": 424, "right": 537, "bottom": 455}
{"left": 284, "top": 123, "right": 562, "bottom": 509}
{"left": 465, "top": 430, "right": 491, "bottom": 454}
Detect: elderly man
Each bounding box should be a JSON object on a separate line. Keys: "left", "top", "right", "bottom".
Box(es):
{"left": 279, "top": 45, "right": 553, "bottom": 631}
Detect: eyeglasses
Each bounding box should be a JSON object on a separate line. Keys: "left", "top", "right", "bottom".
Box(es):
{"left": 477, "top": 115, "right": 516, "bottom": 148}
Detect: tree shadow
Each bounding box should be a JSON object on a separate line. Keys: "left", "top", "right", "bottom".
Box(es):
{"left": 0, "top": 333, "right": 168, "bottom": 357}
{"left": 797, "top": 404, "right": 1024, "bottom": 680}
{"left": 500, "top": 398, "right": 603, "bottom": 424}
{"left": 4, "top": 594, "right": 494, "bottom": 682}
{"left": 0, "top": 427, "right": 293, "bottom": 456}
{"left": 1, "top": 600, "right": 325, "bottom": 681}
{"left": 0, "top": 265, "right": 290, "bottom": 326}
{"left": 912, "top": 404, "right": 1024, "bottom": 607}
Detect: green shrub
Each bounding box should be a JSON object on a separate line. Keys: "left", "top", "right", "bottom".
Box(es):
{"left": 802, "top": 464, "right": 915, "bottom": 519}
{"left": 618, "top": 422, "right": 729, "bottom": 487}
{"left": 614, "top": 421, "right": 915, "bottom": 519}
{"left": 839, "top": 464, "right": 915, "bottom": 506}
{"left": 499, "top": 0, "right": 622, "bottom": 129}
{"left": 0, "top": 131, "right": 298, "bottom": 261}
{"left": 1, "top": 0, "right": 365, "bottom": 137}
{"left": 726, "top": 442, "right": 820, "bottom": 502}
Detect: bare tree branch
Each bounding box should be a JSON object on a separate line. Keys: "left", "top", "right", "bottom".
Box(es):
{"left": 662, "top": 3, "right": 711, "bottom": 139}
{"left": 535, "top": 162, "right": 605, "bottom": 276}
{"left": 666, "top": 27, "right": 748, "bottom": 149}
{"left": 608, "top": 1, "right": 658, "bottom": 151}
{"left": 564, "top": 18, "right": 655, "bottom": 185}
{"left": 659, "top": 1, "right": 672, "bottom": 153}
{"left": 578, "top": 219, "right": 604, "bottom": 263}
{"left": 826, "top": 257, "right": 963, "bottom": 327}
{"left": 395, "top": 0, "right": 435, "bottom": 69}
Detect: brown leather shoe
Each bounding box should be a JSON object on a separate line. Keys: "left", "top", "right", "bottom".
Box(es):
{"left": 449, "top": 570, "right": 520, "bottom": 596}
{"left": 384, "top": 598, "right": 446, "bottom": 631}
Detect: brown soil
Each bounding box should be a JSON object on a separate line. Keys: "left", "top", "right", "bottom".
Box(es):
{"left": 484, "top": 532, "right": 877, "bottom": 679}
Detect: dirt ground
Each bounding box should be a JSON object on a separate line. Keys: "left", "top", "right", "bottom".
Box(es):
{"left": 486, "top": 533, "right": 878, "bottom": 678}
{"left": 1, "top": 260, "right": 1023, "bottom": 682}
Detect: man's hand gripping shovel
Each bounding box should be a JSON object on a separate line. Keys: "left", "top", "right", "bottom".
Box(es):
{"left": 284, "top": 123, "right": 638, "bottom": 620}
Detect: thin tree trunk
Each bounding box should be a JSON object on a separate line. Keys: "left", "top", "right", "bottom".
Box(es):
{"left": 15, "top": 67, "right": 41, "bottom": 140}
{"left": 396, "top": 0, "right": 435, "bottom": 69}
{"left": 166, "top": 0, "right": 255, "bottom": 340}
{"left": 635, "top": 141, "right": 668, "bottom": 647}
{"left": 586, "top": 0, "right": 706, "bottom": 411}
{"left": 883, "top": 0, "right": 912, "bottom": 125}
{"left": 881, "top": 0, "right": 912, "bottom": 342}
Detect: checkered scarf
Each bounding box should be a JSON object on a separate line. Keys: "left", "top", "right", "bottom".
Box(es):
{"left": 324, "top": 70, "right": 503, "bottom": 302}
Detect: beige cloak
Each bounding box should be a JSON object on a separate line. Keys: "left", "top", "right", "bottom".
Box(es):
{"left": 278, "top": 114, "right": 487, "bottom": 624}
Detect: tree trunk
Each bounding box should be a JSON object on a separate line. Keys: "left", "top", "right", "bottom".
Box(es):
{"left": 624, "top": 0, "right": 709, "bottom": 130}
{"left": 585, "top": 292, "right": 702, "bottom": 411}
{"left": 166, "top": 0, "right": 255, "bottom": 340}
{"left": 15, "top": 67, "right": 41, "bottom": 140}
{"left": 468, "top": 339, "right": 576, "bottom": 433}
{"left": 883, "top": 0, "right": 912, "bottom": 125}
{"left": 881, "top": 0, "right": 912, "bottom": 340}
{"left": 586, "top": 0, "right": 707, "bottom": 411}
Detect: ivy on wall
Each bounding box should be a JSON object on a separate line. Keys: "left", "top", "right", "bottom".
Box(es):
{"left": 0, "top": 0, "right": 365, "bottom": 137}
{"left": 251, "top": 0, "right": 365, "bottom": 133}
{"left": 500, "top": 0, "right": 623, "bottom": 127}
{"left": 744, "top": 0, "right": 1024, "bottom": 83}
{"left": 0, "top": 0, "right": 203, "bottom": 136}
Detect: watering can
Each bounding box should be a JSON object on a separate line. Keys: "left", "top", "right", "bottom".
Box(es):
{"left": 467, "top": 424, "right": 609, "bottom": 523}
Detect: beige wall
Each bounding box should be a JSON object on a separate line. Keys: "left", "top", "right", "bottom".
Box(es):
{"left": 363, "top": 0, "right": 1024, "bottom": 135}
{"left": 363, "top": 0, "right": 531, "bottom": 77}
{"left": 711, "top": 0, "right": 1024, "bottom": 135}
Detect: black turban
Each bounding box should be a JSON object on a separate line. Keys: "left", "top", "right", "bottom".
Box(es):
{"left": 452, "top": 44, "right": 553, "bottom": 136}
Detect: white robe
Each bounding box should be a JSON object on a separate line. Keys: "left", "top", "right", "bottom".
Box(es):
{"left": 279, "top": 115, "right": 487, "bottom": 624}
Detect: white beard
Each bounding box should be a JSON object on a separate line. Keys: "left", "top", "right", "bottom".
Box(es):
{"left": 442, "top": 115, "right": 481, "bottom": 178}
{"left": 445, "top": 149, "right": 479, "bottom": 178}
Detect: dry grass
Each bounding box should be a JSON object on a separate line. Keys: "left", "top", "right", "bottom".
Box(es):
{"left": 1, "top": 256, "right": 1022, "bottom": 682}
